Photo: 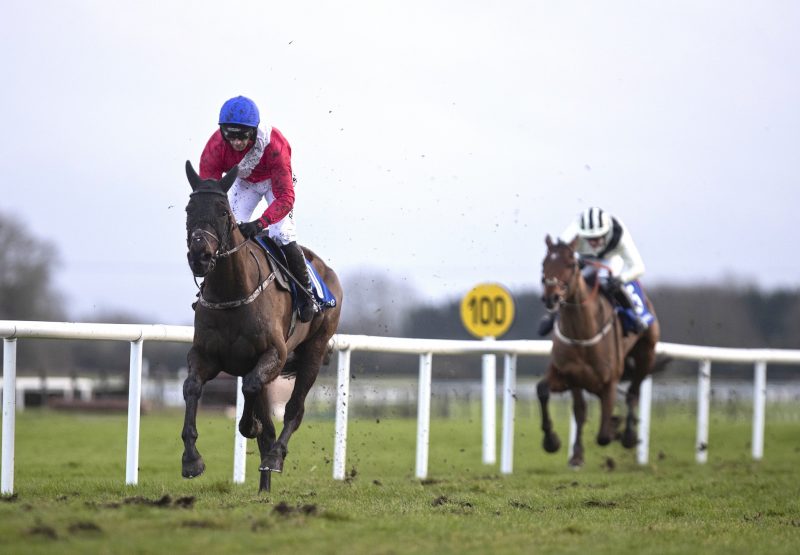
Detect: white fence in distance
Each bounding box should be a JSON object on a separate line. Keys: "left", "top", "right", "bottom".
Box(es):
{"left": 2, "top": 320, "right": 800, "bottom": 495}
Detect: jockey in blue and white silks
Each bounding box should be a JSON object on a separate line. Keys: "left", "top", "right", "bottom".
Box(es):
{"left": 538, "top": 207, "right": 654, "bottom": 336}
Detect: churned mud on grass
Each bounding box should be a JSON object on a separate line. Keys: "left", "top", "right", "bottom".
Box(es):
{"left": 86, "top": 495, "right": 196, "bottom": 510}
{"left": 583, "top": 499, "right": 618, "bottom": 508}
{"left": 68, "top": 521, "right": 102, "bottom": 535}
{"left": 28, "top": 521, "right": 58, "bottom": 540}
{"left": 431, "top": 495, "right": 474, "bottom": 514}
{"left": 181, "top": 519, "right": 223, "bottom": 529}
{"left": 272, "top": 500, "right": 319, "bottom": 517}
{"left": 508, "top": 500, "right": 536, "bottom": 511}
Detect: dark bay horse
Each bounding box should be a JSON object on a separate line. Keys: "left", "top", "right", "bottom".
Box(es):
{"left": 182, "top": 161, "right": 342, "bottom": 491}
{"left": 538, "top": 235, "right": 663, "bottom": 467}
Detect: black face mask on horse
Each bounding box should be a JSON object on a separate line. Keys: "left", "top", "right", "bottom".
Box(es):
{"left": 182, "top": 160, "right": 343, "bottom": 493}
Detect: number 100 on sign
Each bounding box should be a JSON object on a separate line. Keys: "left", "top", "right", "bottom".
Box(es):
{"left": 460, "top": 283, "right": 515, "bottom": 339}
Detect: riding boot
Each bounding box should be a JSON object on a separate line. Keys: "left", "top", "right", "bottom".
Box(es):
{"left": 538, "top": 312, "right": 556, "bottom": 336}
{"left": 611, "top": 281, "right": 648, "bottom": 334}
{"left": 281, "top": 241, "right": 319, "bottom": 323}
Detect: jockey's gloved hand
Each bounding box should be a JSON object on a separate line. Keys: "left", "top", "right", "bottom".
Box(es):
{"left": 238, "top": 219, "right": 264, "bottom": 239}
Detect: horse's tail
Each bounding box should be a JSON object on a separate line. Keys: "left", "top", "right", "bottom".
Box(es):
{"left": 621, "top": 353, "right": 672, "bottom": 381}
{"left": 651, "top": 353, "right": 672, "bottom": 375}
{"left": 322, "top": 343, "right": 334, "bottom": 366}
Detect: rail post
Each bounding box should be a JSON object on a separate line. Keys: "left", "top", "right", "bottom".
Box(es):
{"left": 637, "top": 376, "right": 653, "bottom": 465}
{"left": 232, "top": 377, "right": 246, "bottom": 483}
{"left": 752, "top": 360, "right": 767, "bottom": 460}
{"left": 2, "top": 338, "right": 17, "bottom": 494}
{"left": 415, "top": 352, "right": 433, "bottom": 479}
{"left": 696, "top": 359, "right": 711, "bottom": 463}
{"left": 481, "top": 337, "right": 496, "bottom": 465}
{"left": 333, "top": 349, "right": 351, "bottom": 480}
{"left": 500, "top": 353, "right": 516, "bottom": 474}
{"left": 125, "top": 338, "right": 144, "bottom": 485}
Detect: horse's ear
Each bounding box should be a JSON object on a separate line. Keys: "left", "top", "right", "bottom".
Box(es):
{"left": 568, "top": 237, "right": 579, "bottom": 250}
{"left": 545, "top": 234, "right": 554, "bottom": 248}
{"left": 186, "top": 160, "right": 200, "bottom": 191}
{"left": 219, "top": 166, "right": 239, "bottom": 193}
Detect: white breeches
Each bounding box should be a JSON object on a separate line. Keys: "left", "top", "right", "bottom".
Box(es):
{"left": 227, "top": 177, "right": 296, "bottom": 246}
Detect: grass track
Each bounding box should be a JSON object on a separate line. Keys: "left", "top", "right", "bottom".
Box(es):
{"left": 0, "top": 404, "right": 798, "bottom": 554}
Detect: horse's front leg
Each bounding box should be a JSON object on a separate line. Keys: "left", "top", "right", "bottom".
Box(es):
{"left": 239, "top": 346, "right": 283, "bottom": 439}
{"left": 537, "top": 365, "right": 564, "bottom": 453}
{"left": 596, "top": 382, "right": 618, "bottom": 446}
{"left": 569, "top": 388, "right": 587, "bottom": 468}
{"left": 181, "top": 347, "right": 220, "bottom": 478}
{"left": 255, "top": 391, "right": 278, "bottom": 493}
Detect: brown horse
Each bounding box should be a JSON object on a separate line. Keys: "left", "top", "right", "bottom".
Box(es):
{"left": 537, "top": 235, "right": 662, "bottom": 467}
{"left": 182, "top": 161, "right": 343, "bottom": 491}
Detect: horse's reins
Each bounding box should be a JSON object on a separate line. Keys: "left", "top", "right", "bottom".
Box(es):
{"left": 549, "top": 258, "right": 615, "bottom": 346}
{"left": 190, "top": 189, "right": 277, "bottom": 310}
{"left": 189, "top": 189, "right": 318, "bottom": 310}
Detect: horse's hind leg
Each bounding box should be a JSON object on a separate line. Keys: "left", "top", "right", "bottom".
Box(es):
{"left": 596, "top": 382, "right": 618, "bottom": 446}
{"left": 181, "top": 348, "right": 220, "bottom": 478}
{"left": 260, "top": 341, "right": 324, "bottom": 472}
{"left": 568, "top": 388, "right": 587, "bottom": 468}
{"left": 621, "top": 342, "right": 655, "bottom": 448}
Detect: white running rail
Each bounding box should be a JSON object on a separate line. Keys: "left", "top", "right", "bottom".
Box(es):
{"left": 2, "top": 320, "right": 800, "bottom": 494}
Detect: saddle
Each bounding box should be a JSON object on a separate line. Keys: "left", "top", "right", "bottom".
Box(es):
{"left": 253, "top": 235, "right": 337, "bottom": 313}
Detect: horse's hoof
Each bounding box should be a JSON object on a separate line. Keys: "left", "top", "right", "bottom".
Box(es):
{"left": 543, "top": 435, "right": 561, "bottom": 453}
{"left": 621, "top": 430, "right": 639, "bottom": 449}
{"left": 182, "top": 458, "right": 206, "bottom": 479}
{"left": 568, "top": 457, "right": 584, "bottom": 469}
{"left": 597, "top": 434, "right": 612, "bottom": 446}
{"left": 259, "top": 454, "right": 284, "bottom": 473}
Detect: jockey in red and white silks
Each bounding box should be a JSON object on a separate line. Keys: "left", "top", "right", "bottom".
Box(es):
{"left": 197, "top": 95, "right": 317, "bottom": 322}
{"left": 199, "top": 124, "right": 297, "bottom": 246}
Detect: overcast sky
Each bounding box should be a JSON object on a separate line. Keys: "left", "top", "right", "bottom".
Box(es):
{"left": 2, "top": 1, "right": 798, "bottom": 325}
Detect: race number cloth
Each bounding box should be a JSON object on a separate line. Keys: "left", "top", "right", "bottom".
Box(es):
{"left": 617, "top": 280, "right": 655, "bottom": 333}
{"left": 254, "top": 235, "right": 337, "bottom": 310}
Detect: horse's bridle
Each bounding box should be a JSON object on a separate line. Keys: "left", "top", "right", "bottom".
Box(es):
{"left": 543, "top": 256, "right": 618, "bottom": 345}
{"left": 188, "top": 189, "right": 249, "bottom": 274}
{"left": 188, "top": 189, "right": 281, "bottom": 310}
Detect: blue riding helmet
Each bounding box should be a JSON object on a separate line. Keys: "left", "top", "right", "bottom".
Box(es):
{"left": 218, "top": 96, "right": 260, "bottom": 128}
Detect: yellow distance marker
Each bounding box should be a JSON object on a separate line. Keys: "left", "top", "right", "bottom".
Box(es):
{"left": 460, "top": 283, "right": 515, "bottom": 339}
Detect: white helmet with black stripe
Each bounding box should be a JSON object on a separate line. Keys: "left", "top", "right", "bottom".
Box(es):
{"left": 577, "top": 206, "right": 612, "bottom": 239}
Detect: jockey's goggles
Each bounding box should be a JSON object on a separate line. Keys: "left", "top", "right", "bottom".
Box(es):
{"left": 221, "top": 125, "right": 255, "bottom": 141}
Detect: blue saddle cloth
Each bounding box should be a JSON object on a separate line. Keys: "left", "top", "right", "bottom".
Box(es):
{"left": 254, "top": 236, "right": 337, "bottom": 311}
{"left": 615, "top": 280, "right": 655, "bottom": 334}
